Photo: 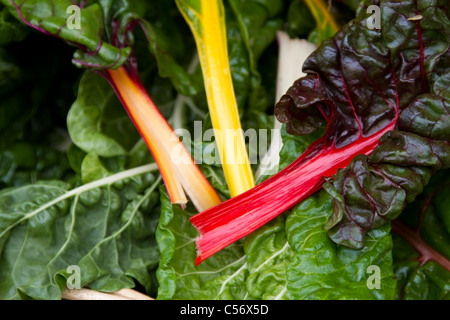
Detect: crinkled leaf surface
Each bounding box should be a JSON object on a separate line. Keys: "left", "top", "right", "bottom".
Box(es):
{"left": 275, "top": 0, "right": 450, "bottom": 249}
{"left": 0, "top": 161, "right": 161, "bottom": 300}
{"left": 244, "top": 216, "right": 293, "bottom": 300}
{"left": 67, "top": 71, "right": 139, "bottom": 158}
{"left": 135, "top": 0, "right": 201, "bottom": 96}
{"left": 392, "top": 169, "right": 450, "bottom": 300}
{"left": 156, "top": 187, "right": 297, "bottom": 300}
{"left": 0, "top": 58, "right": 160, "bottom": 299}
{"left": 156, "top": 189, "right": 248, "bottom": 300}
{"left": 286, "top": 190, "right": 396, "bottom": 300}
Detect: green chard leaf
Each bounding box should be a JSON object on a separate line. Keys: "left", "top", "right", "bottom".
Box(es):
{"left": 67, "top": 71, "right": 138, "bottom": 158}
{"left": 156, "top": 189, "right": 248, "bottom": 300}
{"left": 0, "top": 0, "right": 130, "bottom": 68}
{"left": 0, "top": 163, "right": 162, "bottom": 300}
{"left": 244, "top": 216, "right": 293, "bottom": 300}
{"left": 0, "top": 48, "right": 163, "bottom": 298}
{"left": 1, "top": 0, "right": 199, "bottom": 95}
{"left": 392, "top": 169, "right": 450, "bottom": 300}
{"left": 0, "top": 4, "right": 27, "bottom": 45}
{"left": 286, "top": 190, "right": 396, "bottom": 300}
{"left": 156, "top": 189, "right": 295, "bottom": 300}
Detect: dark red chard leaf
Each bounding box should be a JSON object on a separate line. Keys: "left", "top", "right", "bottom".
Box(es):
{"left": 325, "top": 56, "right": 450, "bottom": 249}
{"left": 191, "top": 0, "right": 450, "bottom": 263}
{"left": 282, "top": 0, "right": 450, "bottom": 249}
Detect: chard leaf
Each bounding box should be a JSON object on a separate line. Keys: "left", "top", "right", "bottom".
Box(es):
{"left": 227, "top": 0, "right": 283, "bottom": 112}
{"left": 275, "top": 0, "right": 450, "bottom": 249}
{"left": 286, "top": 0, "right": 316, "bottom": 39}
{"left": 0, "top": 164, "right": 161, "bottom": 300}
{"left": 286, "top": 190, "right": 396, "bottom": 300}
{"left": 156, "top": 189, "right": 248, "bottom": 300}
{"left": 156, "top": 188, "right": 294, "bottom": 300}
{"left": 0, "top": 4, "right": 27, "bottom": 45}
{"left": 2, "top": 0, "right": 198, "bottom": 94}
{"left": 244, "top": 216, "right": 293, "bottom": 300}
{"left": 157, "top": 122, "right": 328, "bottom": 300}
{"left": 392, "top": 169, "right": 450, "bottom": 300}
{"left": 1, "top": 0, "right": 130, "bottom": 69}
{"left": 67, "top": 71, "right": 138, "bottom": 158}
{"left": 136, "top": 0, "right": 201, "bottom": 96}
{"left": 398, "top": 261, "right": 450, "bottom": 299}
{"left": 278, "top": 123, "right": 326, "bottom": 172}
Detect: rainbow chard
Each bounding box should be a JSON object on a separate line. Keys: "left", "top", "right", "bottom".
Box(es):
{"left": 175, "top": 0, "right": 255, "bottom": 197}
{"left": 2, "top": 0, "right": 221, "bottom": 211}
{"left": 191, "top": 0, "right": 450, "bottom": 264}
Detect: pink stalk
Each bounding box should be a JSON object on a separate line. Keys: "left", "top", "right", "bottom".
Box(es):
{"left": 191, "top": 121, "right": 396, "bottom": 265}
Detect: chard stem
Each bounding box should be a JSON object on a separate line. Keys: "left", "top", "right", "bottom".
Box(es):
{"left": 191, "top": 120, "right": 395, "bottom": 264}
{"left": 391, "top": 220, "right": 450, "bottom": 272}
{"left": 107, "top": 67, "right": 221, "bottom": 212}
{"left": 62, "top": 288, "right": 153, "bottom": 300}
{"left": 177, "top": 0, "right": 255, "bottom": 197}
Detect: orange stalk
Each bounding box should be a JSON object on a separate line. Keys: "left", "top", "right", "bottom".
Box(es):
{"left": 107, "top": 67, "right": 221, "bottom": 211}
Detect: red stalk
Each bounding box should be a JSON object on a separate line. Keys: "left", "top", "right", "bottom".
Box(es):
{"left": 192, "top": 120, "right": 396, "bottom": 265}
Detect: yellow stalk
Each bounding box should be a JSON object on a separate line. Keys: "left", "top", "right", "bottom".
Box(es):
{"left": 107, "top": 67, "right": 221, "bottom": 211}
{"left": 176, "top": 0, "right": 255, "bottom": 197}
{"left": 304, "top": 0, "right": 339, "bottom": 32}
{"left": 303, "top": 0, "right": 340, "bottom": 45}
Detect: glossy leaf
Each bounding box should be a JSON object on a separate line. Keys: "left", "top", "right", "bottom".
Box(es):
{"left": 67, "top": 71, "right": 137, "bottom": 158}
{"left": 227, "top": 0, "right": 283, "bottom": 112}
{"left": 244, "top": 216, "right": 292, "bottom": 300}
{"left": 286, "top": 190, "right": 396, "bottom": 300}
{"left": 278, "top": 0, "right": 450, "bottom": 249}
{"left": 1, "top": 0, "right": 198, "bottom": 93}
{"left": 156, "top": 189, "right": 248, "bottom": 300}
{"left": 392, "top": 169, "right": 450, "bottom": 300}
{"left": 0, "top": 163, "right": 161, "bottom": 300}
{"left": 169, "top": 0, "right": 450, "bottom": 266}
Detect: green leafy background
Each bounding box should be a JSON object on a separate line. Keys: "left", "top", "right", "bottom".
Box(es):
{"left": 0, "top": 0, "right": 448, "bottom": 300}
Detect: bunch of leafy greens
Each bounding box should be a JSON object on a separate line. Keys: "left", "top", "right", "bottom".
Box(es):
{"left": 0, "top": 0, "right": 448, "bottom": 301}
